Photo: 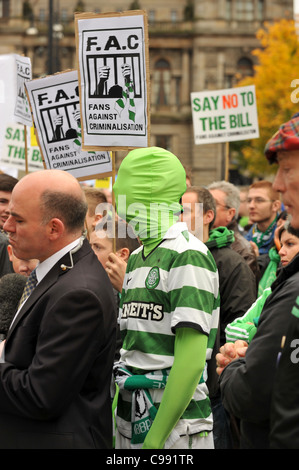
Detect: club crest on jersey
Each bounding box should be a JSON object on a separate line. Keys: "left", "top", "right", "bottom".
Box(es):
{"left": 145, "top": 266, "right": 160, "bottom": 289}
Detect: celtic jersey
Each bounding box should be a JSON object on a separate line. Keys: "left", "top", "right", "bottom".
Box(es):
{"left": 116, "top": 222, "right": 220, "bottom": 438}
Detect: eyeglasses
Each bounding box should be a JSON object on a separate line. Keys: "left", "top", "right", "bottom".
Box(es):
{"left": 247, "top": 197, "right": 274, "bottom": 204}
{"left": 215, "top": 201, "right": 230, "bottom": 210}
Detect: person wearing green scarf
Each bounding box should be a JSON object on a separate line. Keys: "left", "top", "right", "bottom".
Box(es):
{"left": 182, "top": 185, "right": 257, "bottom": 448}
{"left": 225, "top": 220, "right": 299, "bottom": 345}
{"left": 257, "top": 246, "right": 281, "bottom": 297}
{"left": 245, "top": 180, "right": 281, "bottom": 256}
{"left": 113, "top": 147, "right": 220, "bottom": 449}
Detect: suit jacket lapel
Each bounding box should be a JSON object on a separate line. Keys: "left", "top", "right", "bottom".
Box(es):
{"left": 6, "top": 239, "right": 91, "bottom": 340}
{"left": 6, "top": 266, "right": 60, "bottom": 340}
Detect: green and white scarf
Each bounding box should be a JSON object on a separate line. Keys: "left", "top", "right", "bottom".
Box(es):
{"left": 114, "top": 362, "right": 180, "bottom": 449}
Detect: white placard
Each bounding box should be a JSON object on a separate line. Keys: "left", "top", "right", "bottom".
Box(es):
{"left": 0, "top": 55, "right": 19, "bottom": 162}
{"left": 191, "top": 85, "right": 259, "bottom": 145}
{"left": 14, "top": 55, "right": 32, "bottom": 127}
{"left": 25, "top": 70, "right": 112, "bottom": 180}
{"left": 75, "top": 11, "right": 150, "bottom": 150}
{"left": 0, "top": 123, "right": 43, "bottom": 172}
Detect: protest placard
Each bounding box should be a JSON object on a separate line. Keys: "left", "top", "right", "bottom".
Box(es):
{"left": 0, "top": 55, "right": 17, "bottom": 163}
{"left": 14, "top": 55, "right": 32, "bottom": 127}
{"left": 75, "top": 10, "right": 150, "bottom": 150}
{"left": 0, "top": 54, "right": 33, "bottom": 173}
{"left": 1, "top": 123, "right": 43, "bottom": 172}
{"left": 25, "top": 70, "right": 112, "bottom": 180}
{"left": 191, "top": 85, "right": 259, "bottom": 145}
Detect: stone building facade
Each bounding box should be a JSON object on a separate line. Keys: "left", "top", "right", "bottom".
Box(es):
{"left": 0, "top": 0, "right": 294, "bottom": 184}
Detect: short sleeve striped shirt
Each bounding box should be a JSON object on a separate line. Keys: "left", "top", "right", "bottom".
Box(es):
{"left": 116, "top": 223, "right": 220, "bottom": 438}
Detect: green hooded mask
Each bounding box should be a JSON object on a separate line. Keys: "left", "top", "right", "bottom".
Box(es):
{"left": 113, "top": 147, "right": 187, "bottom": 255}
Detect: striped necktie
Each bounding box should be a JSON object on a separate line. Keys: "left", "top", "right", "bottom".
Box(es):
{"left": 18, "top": 269, "right": 38, "bottom": 309}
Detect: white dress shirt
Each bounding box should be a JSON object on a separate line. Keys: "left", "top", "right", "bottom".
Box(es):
{"left": 0, "top": 237, "right": 82, "bottom": 363}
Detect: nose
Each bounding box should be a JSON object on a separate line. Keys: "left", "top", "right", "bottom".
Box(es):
{"left": 278, "top": 245, "right": 286, "bottom": 256}
{"left": 3, "top": 214, "right": 14, "bottom": 233}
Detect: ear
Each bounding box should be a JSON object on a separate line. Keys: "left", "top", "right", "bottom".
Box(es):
{"left": 272, "top": 200, "right": 281, "bottom": 213}
{"left": 117, "top": 247, "right": 130, "bottom": 262}
{"left": 227, "top": 207, "right": 236, "bottom": 223}
{"left": 7, "top": 244, "right": 13, "bottom": 260}
{"left": 47, "top": 218, "right": 65, "bottom": 240}
{"left": 92, "top": 213, "right": 103, "bottom": 230}
{"left": 203, "top": 209, "right": 214, "bottom": 226}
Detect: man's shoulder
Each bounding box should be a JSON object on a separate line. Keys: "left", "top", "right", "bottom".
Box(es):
{"left": 0, "top": 231, "right": 9, "bottom": 245}
{"left": 211, "top": 243, "right": 249, "bottom": 267}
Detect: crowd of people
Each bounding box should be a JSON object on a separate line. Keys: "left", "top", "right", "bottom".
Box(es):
{"left": 0, "top": 113, "right": 298, "bottom": 449}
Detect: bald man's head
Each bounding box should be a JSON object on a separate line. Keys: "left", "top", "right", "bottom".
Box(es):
{"left": 3, "top": 170, "right": 88, "bottom": 261}
{"left": 15, "top": 170, "right": 87, "bottom": 234}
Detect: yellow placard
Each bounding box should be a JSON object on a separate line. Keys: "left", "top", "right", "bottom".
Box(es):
{"left": 30, "top": 126, "right": 38, "bottom": 147}
{"left": 95, "top": 177, "right": 110, "bottom": 188}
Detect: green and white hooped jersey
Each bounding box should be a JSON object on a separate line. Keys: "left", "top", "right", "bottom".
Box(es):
{"left": 117, "top": 222, "right": 220, "bottom": 437}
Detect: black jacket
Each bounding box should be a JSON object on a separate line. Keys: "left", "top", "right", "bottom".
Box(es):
{"left": 219, "top": 252, "right": 299, "bottom": 448}
{"left": 0, "top": 239, "right": 117, "bottom": 449}
{"left": 206, "top": 227, "right": 257, "bottom": 398}
{"left": 206, "top": 227, "right": 257, "bottom": 346}
{"left": 270, "top": 271, "right": 299, "bottom": 448}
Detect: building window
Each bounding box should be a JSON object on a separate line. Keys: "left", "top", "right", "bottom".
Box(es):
{"left": 226, "top": 0, "right": 232, "bottom": 20}
{"left": 171, "top": 9, "right": 177, "bottom": 23}
{"left": 257, "top": 0, "right": 264, "bottom": 20}
{"left": 39, "top": 8, "right": 46, "bottom": 22}
{"left": 153, "top": 59, "right": 171, "bottom": 106}
{"left": 0, "top": 0, "right": 9, "bottom": 18}
{"left": 148, "top": 10, "right": 155, "bottom": 24}
{"left": 224, "top": 74, "right": 233, "bottom": 89}
{"left": 61, "top": 8, "right": 68, "bottom": 23}
{"left": 237, "top": 57, "right": 254, "bottom": 77}
{"left": 155, "top": 135, "right": 172, "bottom": 152}
{"left": 175, "top": 76, "right": 181, "bottom": 106}
{"left": 235, "top": 1, "right": 254, "bottom": 21}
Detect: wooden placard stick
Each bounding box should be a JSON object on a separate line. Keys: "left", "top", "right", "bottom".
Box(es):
{"left": 24, "top": 125, "right": 28, "bottom": 174}
{"left": 225, "top": 141, "right": 229, "bottom": 181}
{"left": 111, "top": 151, "right": 116, "bottom": 253}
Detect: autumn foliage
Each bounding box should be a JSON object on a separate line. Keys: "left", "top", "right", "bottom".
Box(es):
{"left": 238, "top": 19, "right": 299, "bottom": 176}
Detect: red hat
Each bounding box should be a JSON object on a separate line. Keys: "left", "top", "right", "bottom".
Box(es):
{"left": 264, "top": 114, "right": 299, "bottom": 163}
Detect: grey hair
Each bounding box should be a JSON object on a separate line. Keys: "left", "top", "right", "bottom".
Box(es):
{"left": 208, "top": 180, "right": 240, "bottom": 219}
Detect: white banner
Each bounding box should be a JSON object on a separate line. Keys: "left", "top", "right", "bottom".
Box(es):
{"left": 1, "top": 123, "right": 43, "bottom": 172}
{"left": 0, "top": 54, "right": 18, "bottom": 162}
{"left": 14, "top": 55, "right": 32, "bottom": 127}
{"left": 25, "top": 70, "right": 112, "bottom": 180}
{"left": 75, "top": 11, "right": 150, "bottom": 150}
{"left": 0, "top": 54, "right": 33, "bottom": 171}
{"left": 191, "top": 85, "right": 259, "bottom": 145}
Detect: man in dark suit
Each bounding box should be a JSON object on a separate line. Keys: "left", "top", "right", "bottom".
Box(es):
{"left": 0, "top": 169, "right": 117, "bottom": 449}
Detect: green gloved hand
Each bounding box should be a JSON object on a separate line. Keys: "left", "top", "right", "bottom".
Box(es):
{"left": 142, "top": 327, "right": 208, "bottom": 449}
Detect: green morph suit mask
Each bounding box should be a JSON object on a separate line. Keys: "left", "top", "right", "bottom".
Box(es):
{"left": 113, "top": 147, "right": 187, "bottom": 255}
